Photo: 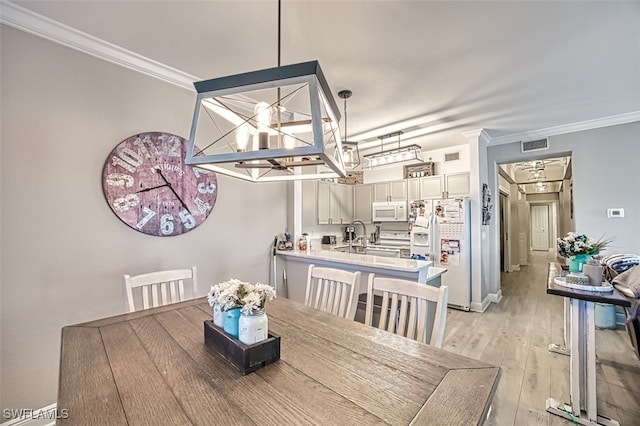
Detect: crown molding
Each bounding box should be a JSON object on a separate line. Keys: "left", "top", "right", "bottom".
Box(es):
{"left": 0, "top": 1, "right": 198, "bottom": 91}
{"left": 462, "top": 128, "right": 492, "bottom": 146}
{"left": 487, "top": 111, "right": 640, "bottom": 146}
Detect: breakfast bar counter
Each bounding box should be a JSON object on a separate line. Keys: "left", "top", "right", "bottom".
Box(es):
{"left": 277, "top": 249, "right": 446, "bottom": 304}
{"left": 58, "top": 297, "right": 499, "bottom": 425}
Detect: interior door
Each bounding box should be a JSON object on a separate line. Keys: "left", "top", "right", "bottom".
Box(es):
{"left": 531, "top": 204, "right": 549, "bottom": 251}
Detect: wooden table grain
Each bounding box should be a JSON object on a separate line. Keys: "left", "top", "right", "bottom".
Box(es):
{"left": 57, "top": 297, "right": 500, "bottom": 425}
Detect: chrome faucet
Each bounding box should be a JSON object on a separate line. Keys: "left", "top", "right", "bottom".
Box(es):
{"left": 349, "top": 219, "right": 368, "bottom": 253}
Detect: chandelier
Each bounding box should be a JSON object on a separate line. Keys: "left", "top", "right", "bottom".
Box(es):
{"left": 185, "top": 2, "right": 345, "bottom": 182}
{"left": 364, "top": 131, "right": 423, "bottom": 169}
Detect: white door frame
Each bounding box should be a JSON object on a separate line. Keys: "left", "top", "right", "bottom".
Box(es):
{"left": 499, "top": 190, "right": 511, "bottom": 272}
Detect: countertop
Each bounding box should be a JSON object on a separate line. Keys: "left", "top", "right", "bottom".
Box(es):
{"left": 278, "top": 248, "right": 445, "bottom": 277}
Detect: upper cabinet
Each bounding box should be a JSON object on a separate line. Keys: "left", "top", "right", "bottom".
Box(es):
{"left": 318, "top": 181, "right": 352, "bottom": 225}
{"left": 373, "top": 180, "right": 407, "bottom": 202}
{"left": 445, "top": 172, "right": 471, "bottom": 197}
{"left": 353, "top": 184, "right": 373, "bottom": 224}
{"left": 407, "top": 178, "right": 420, "bottom": 201}
{"left": 416, "top": 172, "right": 470, "bottom": 199}
{"left": 419, "top": 175, "right": 445, "bottom": 199}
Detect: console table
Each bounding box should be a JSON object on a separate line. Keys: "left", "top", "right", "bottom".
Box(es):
{"left": 546, "top": 262, "right": 631, "bottom": 426}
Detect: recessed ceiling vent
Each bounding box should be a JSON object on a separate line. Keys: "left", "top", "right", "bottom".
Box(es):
{"left": 521, "top": 138, "right": 549, "bottom": 153}
{"left": 444, "top": 151, "right": 460, "bottom": 162}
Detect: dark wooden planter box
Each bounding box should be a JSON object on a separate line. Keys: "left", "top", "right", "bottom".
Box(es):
{"left": 203, "top": 320, "right": 281, "bottom": 374}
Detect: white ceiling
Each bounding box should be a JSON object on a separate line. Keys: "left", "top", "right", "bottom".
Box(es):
{"left": 6, "top": 0, "right": 640, "bottom": 154}
{"left": 500, "top": 156, "right": 570, "bottom": 194}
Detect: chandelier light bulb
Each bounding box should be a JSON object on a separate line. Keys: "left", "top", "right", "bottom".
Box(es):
{"left": 235, "top": 124, "right": 250, "bottom": 152}
{"left": 254, "top": 102, "right": 272, "bottom": 150}
{"left": 283, "top": 134, "right": 295, "bottom": 149}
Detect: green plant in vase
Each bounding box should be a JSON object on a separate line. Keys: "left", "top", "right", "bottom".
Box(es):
{"left": 557, "top": 232, "right": 612, "bottom": 272}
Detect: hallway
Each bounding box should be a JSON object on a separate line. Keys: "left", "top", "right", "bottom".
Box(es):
{"left": 442, "top": 251, "right": 640, "bottom": 425}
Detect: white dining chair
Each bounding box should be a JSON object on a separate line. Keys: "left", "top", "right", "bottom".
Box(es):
{"left": 123, "top": 266, "right": 198, "bottom": 313}
{"left": 364, "top": 274, "right": 448, "bottom": 348}
{"left": 304, "top": 264, "right": 361, "bottom": 320}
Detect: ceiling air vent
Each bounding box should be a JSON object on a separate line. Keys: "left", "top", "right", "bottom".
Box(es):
{"left": 521, "top": 138, "right": 549, "bottom": 153}
{"left": 444, "top": 151, "right": 460, "bottom": 162}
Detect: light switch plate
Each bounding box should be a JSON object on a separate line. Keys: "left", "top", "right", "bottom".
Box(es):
{"left": 607, "top": 208, "right": 624, "bottom": 218}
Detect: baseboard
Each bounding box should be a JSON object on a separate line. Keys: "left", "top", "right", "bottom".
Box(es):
{"left": 470, "top": 290, "right": 503, "bottom": 313}
{"left": 509, "top": 264, "right": 521, "bottom": 272}
{"left": 1, "top": 404, "right": 59, "bottom": 426}
{"left": 490, "top": 289, "right": 503, "bottom": 304}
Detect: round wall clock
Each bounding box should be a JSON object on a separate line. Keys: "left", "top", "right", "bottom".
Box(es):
{"left": 102, "top": 132, "right": 218, "bottom": 236}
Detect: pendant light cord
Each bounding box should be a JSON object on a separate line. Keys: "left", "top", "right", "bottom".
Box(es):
{"left": 343, "top": 96, "right": 348, "bottom": 141}
{"left": 278, "top": 0, "right": 281, "bottom": 68}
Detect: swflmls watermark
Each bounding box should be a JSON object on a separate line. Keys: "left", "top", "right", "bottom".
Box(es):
{"left": 3, "top": 408, "right": 70, "bottom": 420}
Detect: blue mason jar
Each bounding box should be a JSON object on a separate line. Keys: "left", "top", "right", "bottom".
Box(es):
{"left": 223, "top": 308, "right": 241, "bottom": 337}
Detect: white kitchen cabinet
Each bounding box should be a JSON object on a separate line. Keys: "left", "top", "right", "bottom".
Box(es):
{"left": 373, "top": 180, "right": 407, "bottom": 202}
{"left": 445, "top": 172, "right": 471, "bottom": 197}
{"left": 353, "top": 184, "right": 373, "bottom": 224}
{"left": 407, "top": 178, "right": 420, "bottom": 201}
{"left": 317, "top": 181, "right": 332, "bottom": 224}
{"left": 318, "top": 181, "right": 352, "bottom": 224}
{"left": 418, "top": 172, "right": 470, "bottom": 199}
{"left": 419, "top": 175, "right": 445, "bottom": 199}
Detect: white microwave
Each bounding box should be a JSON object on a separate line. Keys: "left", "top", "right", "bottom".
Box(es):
{"left": 372, "top": 201, "right": 407, "bottom": 222}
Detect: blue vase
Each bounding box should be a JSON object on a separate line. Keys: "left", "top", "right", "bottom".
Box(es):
{"left": 223, "top": 308, "right": 241, "bottom": 337}
{"left": 569, "top": 254, "right": 591, "bottom": 272}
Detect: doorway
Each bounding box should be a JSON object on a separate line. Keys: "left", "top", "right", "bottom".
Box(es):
{"left": 531, "top": 204, "right": 550, "bottom": 251}
{"left": 499, "top": 192, "right": 509, "bottom": 271}
{"left": 496, "top": 155, "right": 572, "bottom": 272}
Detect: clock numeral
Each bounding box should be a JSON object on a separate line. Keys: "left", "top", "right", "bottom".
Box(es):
{"left": 197, "top": 182, "right": 217, "bottom": 194}
{"left": 160, "top": 214, "right": 175, "bottom": 235}
{"left": 112, "top": 147, "right": 144, "bottom": 173}
{"left": 136, "top": 207, "right": 156, "bottom": 229}
{"left": 194, "top": 197, "right": 212, "bottom": 215}
{"left": 133, "top": 135, "right": 159, "bottom": 159}
{"left": 106, "top": 173, "right": 134, "bottom": 188}
{"left": 193, "top": 168, "right": 211, "bottom": 179}
{"left": 113, "top": 193, "right": 140, "bottom": 212}
{"left": 179, "top": 210, "right": 196, "bottom": 229}
{"left": 158, "top": 134, "right": 181, "bottom": 157}
{"left": 111, "top": 155, "right": 136, "bottom": 173}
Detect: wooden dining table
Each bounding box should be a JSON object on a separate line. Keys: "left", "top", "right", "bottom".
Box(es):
{"left": 57, "top": 297, "right": 500, "bottom": 425}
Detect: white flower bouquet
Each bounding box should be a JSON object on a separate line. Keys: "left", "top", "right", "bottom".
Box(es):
{"left": 207, "top": 279, "right": 276, "bottom": 313}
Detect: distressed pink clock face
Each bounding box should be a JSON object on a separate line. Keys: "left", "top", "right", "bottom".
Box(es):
{"left": 102, "top": 132, "right": 218, "bottom": 236}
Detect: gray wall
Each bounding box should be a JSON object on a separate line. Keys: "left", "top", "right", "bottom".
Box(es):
{"left": 0, "top": 26, "right": 287, "bottom": 412}
{"left": 487, "top": 121, "right": 640, "bottom": 295}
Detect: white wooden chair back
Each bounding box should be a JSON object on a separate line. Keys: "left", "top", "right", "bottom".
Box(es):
{"left": 304, "top": 264, "right": 361, "bottom": 320}
{"left": 364, "top": 274, "right": 448, "bottom": 348}
{"left": 123, "top": 266, "right": 198, "bottom": 313}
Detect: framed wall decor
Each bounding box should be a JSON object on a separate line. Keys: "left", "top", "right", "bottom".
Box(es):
{"left": 482, "top": 183, "right": 493, "bottom": 225}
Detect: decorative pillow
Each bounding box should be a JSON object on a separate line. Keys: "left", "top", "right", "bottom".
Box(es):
{"left": 612, "top": 265, "right": 640, "bottom": 298}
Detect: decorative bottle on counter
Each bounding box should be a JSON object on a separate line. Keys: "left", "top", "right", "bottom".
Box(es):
{"left": 238, "top": 308, "right": 268, "bottom": 344}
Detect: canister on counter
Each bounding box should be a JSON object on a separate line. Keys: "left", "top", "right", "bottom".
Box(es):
{"left": 299, "top": 233, "right": 308, "bottom": 251}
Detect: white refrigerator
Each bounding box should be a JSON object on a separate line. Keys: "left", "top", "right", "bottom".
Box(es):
{"left": 410, "top": 197, "right": 471, "bottom": 311}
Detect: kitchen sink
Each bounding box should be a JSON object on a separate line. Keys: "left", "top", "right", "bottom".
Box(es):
{"left": 333, "top": 245, "right": 403, "bottom": 258}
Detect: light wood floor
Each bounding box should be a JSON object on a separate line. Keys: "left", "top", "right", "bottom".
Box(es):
{"left": 441, "top": 251, "right": 640, "bottom": 425}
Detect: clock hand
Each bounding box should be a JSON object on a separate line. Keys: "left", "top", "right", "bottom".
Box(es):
{"left": 155, "top": 168, "right": 191, "bottom": 214}
{"left": 136, "top": 184, "right": 169, "bottom": 193}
